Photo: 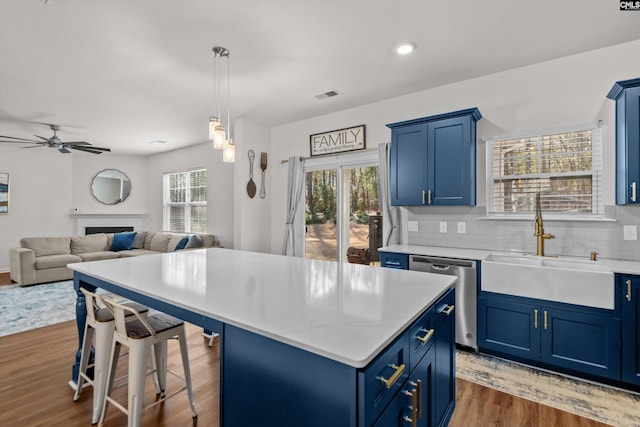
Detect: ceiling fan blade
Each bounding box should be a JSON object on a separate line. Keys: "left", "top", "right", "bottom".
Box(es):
{"left": 58, "top": 147, "right": 71, "bottom": 154}
{"left": 64, "top": 141, "right": 91, "bottom": 146}
{"left": 0, "top": 135, "right": 40, "bottom": 142}
{"left": 33, "top": 134, "right": 50, "bottom": 142}
{"left": 69, "top": 145, "right": 103, "bottom": 154}
{"left": 20, "top": 145, "right": 45, "bottom": 149}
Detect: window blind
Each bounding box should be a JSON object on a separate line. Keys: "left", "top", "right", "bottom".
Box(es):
{"left": 486, "top": 126, "right": 602, "bottom": 218}
{"left": 164, "top": 169, "right": 207, "bottom": 232}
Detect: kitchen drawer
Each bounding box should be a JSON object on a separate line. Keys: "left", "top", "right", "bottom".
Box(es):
{"left": 380, "top": 252, "right": 409, "bottom": 270}
{"left": 373, "top": 346, "right": 436, "bottom": 427}
{"left": 409, "top": 306, "right": 435, "bottom": 372}
{"left": 358, "top": 330, "right": 410, "bottom": 427}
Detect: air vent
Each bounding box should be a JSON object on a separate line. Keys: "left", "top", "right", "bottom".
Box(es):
{"left": 315, "top": 90, "right": 339, "bottom": 100}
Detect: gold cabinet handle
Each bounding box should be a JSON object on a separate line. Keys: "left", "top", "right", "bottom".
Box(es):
{"left": 422, "top": 190, "right": 426, "bottom": 205}
{"left": 534, "top": 309, "right": 538, "bottom": 329}
{"left": 632, "top": 182, "right": 637, "bottom": 202}
{"left": 626, "top": 279, "right": 633, "bottom": 302}
{"left": 543, "top": 310, "right": 548, "bottom": 330}
{"left": 428, "top": 189, "right": 432, "bottom": 205}
{"left": 410, "top": 380, "right": 422, "bottom": 419}
{"left": 442, "top": 304, "right": 455, "bottom": 316}
{"left": 380, "top": 363, "right": 405, "bottom": 389}
{"left": 403, "top": 388, "right": 418, "bottom": 427}
{"left": 416, "top": 328, "right": 434, "bottom": 344}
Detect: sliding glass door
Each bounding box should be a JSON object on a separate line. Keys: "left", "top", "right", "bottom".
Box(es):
{"left": 304, "top": 155, "right": 379, "bottom": 263}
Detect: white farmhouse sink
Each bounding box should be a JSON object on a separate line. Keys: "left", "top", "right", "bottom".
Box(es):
{"left": 481, "top": 253, "right": 615, "bottom": 309}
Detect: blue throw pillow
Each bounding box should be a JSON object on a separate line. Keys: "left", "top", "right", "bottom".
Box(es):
{"left": 111, "top": 232, "right": 137, "bottom": 251}
{"left": 174, "top": 236, "right": 190, "bottom": 251}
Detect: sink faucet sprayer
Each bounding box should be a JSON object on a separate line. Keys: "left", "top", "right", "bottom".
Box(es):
{"left": 534, "top": 193, "right": 554, "bottom": 257}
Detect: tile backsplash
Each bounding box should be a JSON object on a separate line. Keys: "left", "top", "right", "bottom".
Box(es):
{"left": 406, "top": 205, "right": 640, "bottom": 262}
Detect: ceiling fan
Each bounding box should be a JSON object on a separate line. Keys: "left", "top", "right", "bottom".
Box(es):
{"left": 0, "top": 124, "right": 111, "bottom": 154}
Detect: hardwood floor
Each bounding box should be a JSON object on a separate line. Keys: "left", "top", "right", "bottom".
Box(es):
{"left": 0, "top": 317, "right": 610, "bottom": 426}
{"left": 0, "top": 271, "right": 13, "bottom": 285}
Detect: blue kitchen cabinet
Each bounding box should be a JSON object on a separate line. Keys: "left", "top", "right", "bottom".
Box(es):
{"left": 478, "top": 293, "right": 621, "bottom": 381}
{"left": 607, "top": 78, "right": 640, "bottom": 205}
{"left": 223, "top": 289, "right": 455, "bottom": 427}
{"left": 620, "top": 274, "right": 640, "bottom": 386}
{"left": 433, "top": 288, "right": 456, "bottom": 427}
{"left": 389, "top": 122, "right": 429, "bottom": 205}
{"left": 379, "top": 251, "right": 409, "bottom": 270}
{"left": 387, "top": 108, "right": 482, "bottom": 206}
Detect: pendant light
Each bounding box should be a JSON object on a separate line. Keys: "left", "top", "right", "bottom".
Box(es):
{"left": 210, "top": 46, "right": 234, "bottom": 162}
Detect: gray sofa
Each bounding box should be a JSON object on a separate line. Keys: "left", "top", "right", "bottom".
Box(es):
{"left": 9, "top": 231, "right": 219, "bottom": 286}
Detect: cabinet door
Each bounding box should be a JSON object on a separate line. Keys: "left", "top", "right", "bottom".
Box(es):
{"left": 372, "top": 348, "right": 435, "bottom": 427}
{"left": 478, "top": 295, "right": 540, "bottom": 361}
{"left": 540, "top": 307, "right": 621, "bottom": 381}
{"left": 621, "top": 275, "right": 640, "bottom": 386}
{"left": 434, "top": 289, "right": 455, "bottom": 427}
{"left": 390, "top": 123, "right": 428, "bottom": 206}
{"left": 427, "top": 115, "right": 475, "bottom": 206}
{"left": 623, "top": 86, "right": 640, "bottom": 204}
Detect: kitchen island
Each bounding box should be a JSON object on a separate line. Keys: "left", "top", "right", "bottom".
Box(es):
{"left": 69, "top": 248, "right": 456, "bottom": 426}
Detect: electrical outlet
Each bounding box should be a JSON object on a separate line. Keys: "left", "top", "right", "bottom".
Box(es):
{"left": 624, "top": 225, "right": 638, "bottom": 241}
{"left": 439, "top": 222, "right": 447, "bottom": 233}
{"left": 457, "top": 222, "right": 466, "bottom": 234}
{"left": 407, "top": 221, "right": 419, "bottom": 232}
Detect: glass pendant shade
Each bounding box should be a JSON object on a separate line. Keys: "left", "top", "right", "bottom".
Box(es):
{"left": 213, "top": 125, "right": 226, "bottom": 149}
{"left": 209, "top": 117, "right": 220, "bottom": 142}
{"left": 223, "top": 139, "right": 235, "bottom": 163}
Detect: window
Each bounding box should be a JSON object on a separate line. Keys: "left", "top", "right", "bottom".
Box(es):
{"left": 163, "top": 169, "right": 207, "bottom": 233}
{"left": 486, "top": 126, "right": 602, "bottom": 218}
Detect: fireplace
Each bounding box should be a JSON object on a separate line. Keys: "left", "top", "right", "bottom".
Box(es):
{"left": 72, "top": 213, "right": 147, "bottom": 236}
{"left": 85, "top": 226, "right": 134, "bottom": 235}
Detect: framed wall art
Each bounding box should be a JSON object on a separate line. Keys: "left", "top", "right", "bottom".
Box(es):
{"left": 310, "top": 124, "right": 366, "bottom": 157}
{"left": 0, "top": 172, "right": 8, "bottom": 214}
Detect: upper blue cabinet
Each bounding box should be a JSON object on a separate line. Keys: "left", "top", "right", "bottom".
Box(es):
{"left": 387, "top": 108, "right": 482, "bottom": 206}
{"left": 608, "top": 78, "right": 640, "bottom": 205}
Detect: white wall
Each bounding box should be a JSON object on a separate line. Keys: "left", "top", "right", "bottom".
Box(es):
{"left": 146, "top": 141, "right": 235, "bottom": 249}
{"left": 233, "top": 117, "right": 271, "bottom": 252}
{"left": 269, "top": 40, "right": 640, "bottom": 255}
{"left": 70, "top": 154, "right": 149, "bottom": 214}
{"left": 0, "top": 146, "right": 148, "bottom": 271}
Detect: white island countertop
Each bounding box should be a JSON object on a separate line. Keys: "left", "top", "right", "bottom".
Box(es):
{"left": 69, "top": 248, "right": 455, "bottom": 368}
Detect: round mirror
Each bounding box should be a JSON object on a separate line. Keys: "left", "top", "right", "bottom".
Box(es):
{"left": 91, "top": 169, "right": 131, "bottom": 205}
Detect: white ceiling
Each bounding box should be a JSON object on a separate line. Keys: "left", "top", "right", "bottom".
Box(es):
{"left": 1, "top": 0, "right": 639, "bottom": 156}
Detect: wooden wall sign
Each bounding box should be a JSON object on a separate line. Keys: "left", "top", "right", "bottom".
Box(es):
{"left": 310, "top": 124, "right": 366, "bottom": 157}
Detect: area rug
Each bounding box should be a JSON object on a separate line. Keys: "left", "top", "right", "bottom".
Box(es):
{"left": 0, "top": 280, "right": 125, "bottom": 337}
{"left": 0, "top": 281, "right": 79, "bottom": 337}
{"left": 457, "top": 350, "right": 640, "bottom": 427}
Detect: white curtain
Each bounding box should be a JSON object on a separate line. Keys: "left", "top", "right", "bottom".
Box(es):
{"left": 282, "top": 156, "right": 305, "bottom": 256}
{"left": 378, "top": 143, "right": 400, "bottom": 246}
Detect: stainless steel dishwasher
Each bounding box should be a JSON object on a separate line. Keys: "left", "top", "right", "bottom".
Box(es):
{"left": 409, "top": 255, "right": 477, "bottom": 350}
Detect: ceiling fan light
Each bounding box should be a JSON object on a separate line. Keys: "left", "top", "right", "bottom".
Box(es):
{"left": 222, "top": 138, "right": 235, "bottom": 163}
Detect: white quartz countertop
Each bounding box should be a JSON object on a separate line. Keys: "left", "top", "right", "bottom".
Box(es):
{"left": 69, "top": 248, "right": 455, "bottom": 368}
{"left": 379, "top": 244, "right": 640, "bottom": 275}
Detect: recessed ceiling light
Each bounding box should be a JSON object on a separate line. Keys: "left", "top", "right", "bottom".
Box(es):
{"left": 396, "top": 41, "right": 417, "bottom": 55}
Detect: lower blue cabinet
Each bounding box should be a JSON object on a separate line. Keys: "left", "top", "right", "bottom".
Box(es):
{"left": 380, "top": 252, "right": 409, "bottom": 270}
{"left": 373, "top": 347, "right": 435, "bottom": 427}
{"left": 478, "top": 293, "right": 621, "bottom": 381}
{"left": 620, "top": 274, "right": 640, "bottom": 386}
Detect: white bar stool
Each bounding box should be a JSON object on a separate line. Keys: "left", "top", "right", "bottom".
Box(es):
{"left": 73, "top": 288, "right": 159, "bottom": 424}
{"left": 98, "top": 295, "right": 197, "bottom": 427}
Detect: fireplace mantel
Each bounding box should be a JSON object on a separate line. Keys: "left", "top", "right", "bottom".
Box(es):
{"left": 71, "top": 213, "right": 148, "bottom": 235}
